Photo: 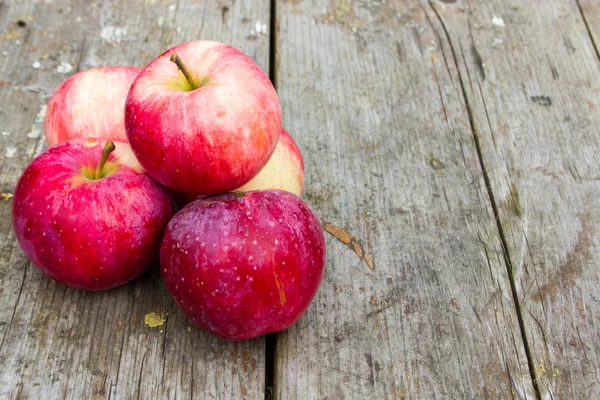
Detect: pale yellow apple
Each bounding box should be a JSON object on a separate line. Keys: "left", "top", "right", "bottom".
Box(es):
{"left": 236, "top": 128, "right": 304, "bottom": 196}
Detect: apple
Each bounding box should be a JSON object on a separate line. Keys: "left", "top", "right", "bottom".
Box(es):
{"left": 160, "top": 190, "right": 326, "bottom": 340}
{"left": 45, "top": 66, "right": 140, "bottom": 146}
{"left": 125, "top": 40, "right": 281, "bottom": 194}
{"left": 12, "top": 139, "right": 174, "bottom": 290}
{"left": 237, "top": 129, "right": 304, "bottom": 195}
{"left": 176, "top": 128, "right": 305, "bottom": 207}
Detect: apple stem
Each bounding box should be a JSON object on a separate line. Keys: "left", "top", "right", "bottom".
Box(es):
{"left": 170, "top": 54, "right": 197, "bottom": 90}
{"left": 95, "top": 141, "right": 116, "bottom": 179}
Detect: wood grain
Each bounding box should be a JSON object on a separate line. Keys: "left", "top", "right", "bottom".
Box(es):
{"left": 0, "top": 1, "right": 269, "bottom": 398}
{"left": 424, "top": 0, "right": 600, "bottom": 397}
{"left": 577, "top": 0, "right": 600, "bottom": 66}
{"left": 274, "top": 0, "right": 535, "bottom": 398}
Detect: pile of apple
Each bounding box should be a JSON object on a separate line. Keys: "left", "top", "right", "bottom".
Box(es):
{"left": 12, "top": 41, "right": 326, "bottom": 341}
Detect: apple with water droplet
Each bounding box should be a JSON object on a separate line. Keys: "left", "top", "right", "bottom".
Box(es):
{"left": 45, "top": 66, "right": 140, "bottom": 146}
{"left": 125, "top": 40, "right": 281, "bottom": 194}
{"left": 160, "top": 190, "right": 326, "bottom": 340}
{"left": 12, "top": 140, "right": 174, "bottom": 290}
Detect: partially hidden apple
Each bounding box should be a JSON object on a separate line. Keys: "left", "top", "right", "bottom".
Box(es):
{"left": 45, "top": 66, "right": 141, "bottom": 146}
{"left": 176, "top": 128, "right": 304, "bottom": 207}
{"left": 237, "top": 129, "right": 304, "bottom": 195}
{"left": 125, "top": 40, "right": 281, "bottom": 194}
{"left": 12, "top": 139, "right": 174, "bottom": 290}
{"left": 160, "top": 190, "right": 326, "bottom": 340}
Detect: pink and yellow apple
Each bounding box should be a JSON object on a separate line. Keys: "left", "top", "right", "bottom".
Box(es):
{"left": 160, "top": 190, "right": 326, "bottom": 340}
{"left": 176, "top": 128, "right": 304, "bottom": 207}
{"left": 125, "top": 40, "right": 281, "bottom": 194}
{"left": 45, "top": 66, "right": 140, "bottom": 146}
{"left": 237, "top": 128, "right": 304, "bottom": 195}
{"left": 12, "top": 139, "right": 174, "bottom": 290}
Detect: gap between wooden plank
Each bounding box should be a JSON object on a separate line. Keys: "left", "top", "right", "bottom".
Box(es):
{"left": 426, "top": 2, "right": 542, "bottom": 399}
{"left": 575, "top": 0, "right": 600, "bottom": 65}
{"left": 265, "top": 0, "right": 278, "bottom": 398}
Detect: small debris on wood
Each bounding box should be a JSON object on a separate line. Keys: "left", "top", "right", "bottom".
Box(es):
{"left": 1, "top": 193, "right": 13, "bottom": 201}
{"left": 323, "top": 223, "right": 351, "bottom": 244}
{"left": 429, "top": 157, "right": 445, "bottom": 170}
{"left": 56, "top": 62, "right": 73, "bottom": 74}
{"left": 17, "top": 20, "right": 27, "bottom": 28}
{"left": 100, "top": 26, "right": 127, "bottom": 45}
{"left": 5, "top": 30, "right": 21, "bottom": 40}
{"left": 247, "top": 20, "right": 267, "bottom": 40}
{"left": 492, "top": 16, "right": 505, "bottom": 28}
{"left": 5, "top": 147, "right": 17, "bottom": 158}
{"left": 144, "top": 312, "right": 166, "bottom": 327}
{"left": 531, "top": 95, "right": 552, "bottom": 107}
{"left": 323, "top": 223, "right": 375, "bottom": 270}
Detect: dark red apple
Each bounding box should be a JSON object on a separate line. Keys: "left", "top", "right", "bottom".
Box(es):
{"left": 125, "top": 40, "right": 281, "bottom": 194}
{"left": 160, "top": 190, "right": 326, "bottom": 340}
{"left": 12, "top": 140, "right": 174, "bottom": 290}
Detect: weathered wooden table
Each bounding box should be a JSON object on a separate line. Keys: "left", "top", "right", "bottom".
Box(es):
{"left": 1, "top": 0, "right": 599, "bottom": 398}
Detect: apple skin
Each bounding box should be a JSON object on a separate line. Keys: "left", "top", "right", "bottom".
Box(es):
{"left": 237, "top": 129, "right": 304, "bottom": 195}
{"left": 160, "top": 190, "right": 326, "bottom": 340}
{"left": 12, "top": 140, "right": 174, "bottom": 291}
{"left": 176, "top": 128, "right": 304, "bottom": 207}
{"left": 45, "top": 66, "right": 141, "bottom": 146}
{"left": 125, "top": 40, "right": 281, "bottom": 194}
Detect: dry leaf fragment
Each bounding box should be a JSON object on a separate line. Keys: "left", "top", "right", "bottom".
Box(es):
{"left": 323, "top": 222, "right": 375, "bottom": 270}
{"left": 144, "top": 312, "right": 166, "bottom": 327}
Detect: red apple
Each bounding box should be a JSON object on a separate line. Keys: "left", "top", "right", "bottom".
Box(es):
{"left": 125, "top": 40, "right": 281, "bottom": 194}
{"left": 160, "top": 190, "right": 326, "bottom": 340}
{"left": 45, "top": 66, "right": 140, "bottom": 146}
{"left": 176, "top": 128, "right": 305, "bottom": 207}
{"left": 12, "top": 139, "right": 174, "bottom": 290}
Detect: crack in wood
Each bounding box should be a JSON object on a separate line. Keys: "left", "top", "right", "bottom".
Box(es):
{"left": 427, "top": 1, "right": 542, "bottom": 399}
{"left": 266, "top": 0, "right": 278, "bottom": 397}
{"left": 576, "top": 0, "right": 600, "bottom": 66}
{"left": 0, "top": 264, "right": 27, "bottom": 352}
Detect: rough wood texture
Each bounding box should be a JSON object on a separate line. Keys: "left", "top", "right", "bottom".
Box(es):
{"left": 3, "top": 0, "right": 600, "bottom": 398}
{"left": 274, "top": 1, "right": 535, "bottom": 398}
{"left": 578, "top": 0, "right": 600, "bottom": 65}
{"left": 0, "top": 1, "right": 269, "bottom": 398}
{"left": 424, "top": 0, "right": 600, "bottom": 397}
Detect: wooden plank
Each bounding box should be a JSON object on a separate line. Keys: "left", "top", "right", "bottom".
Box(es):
{"left": 0, "top": 1, "right": 269, "bottom": 398}
{"left": 274, "top": 1, "right": 536, "bottom": 398}
{"left": 577, "top": 0, "right": 600, "bottom": 65}
{"left": 425, "top": 0, "right": 600, "bottom": 397}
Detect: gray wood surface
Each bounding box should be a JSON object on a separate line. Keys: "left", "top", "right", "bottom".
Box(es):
{"left": 2, "top": 0, "right": 600, "bottom": 398}
{"left": 0, "top": 1, "right": 269, "bottom": 399}
{"left": 578, "top": 0, "right": 600, "bottom": 64}
{"left": 424, "top": 0, "right": 600, "bottom": 397}
{"left": 274, "top": 1, "right": 535, "bottom": 398}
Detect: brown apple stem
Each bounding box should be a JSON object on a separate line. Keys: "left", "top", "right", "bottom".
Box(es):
{"left": 170, "top": 54, "right": 197, "bottom": 90}
{"left": 95, "top": 141, "right": 116, "bottom": 179}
